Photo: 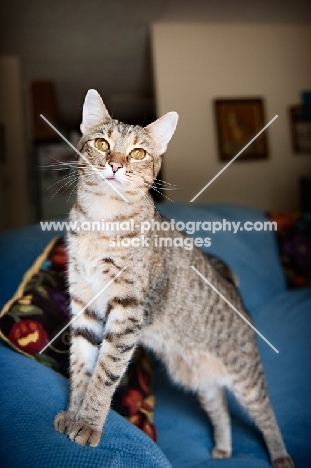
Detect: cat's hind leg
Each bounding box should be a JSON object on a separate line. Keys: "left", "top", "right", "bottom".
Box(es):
{"left": 231, "top": 360, "right": 294, "bottom": 468}
{"left": 197, "top": 384, "right": 232, "bottom": 458}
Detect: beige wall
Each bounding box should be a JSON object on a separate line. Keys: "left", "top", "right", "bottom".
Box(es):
{"left": 0, "top": 56, "right": 32, "bottom": 229}
{"left": 152, "top": 23, "right": 311, "bottom": 211}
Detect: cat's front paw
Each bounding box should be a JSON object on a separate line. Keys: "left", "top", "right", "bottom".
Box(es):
{"left": 272, "top": 456, "right": 294, "bottom": 468}
{"left": 211, "top": 447, "right": 231, "bottom": 459}
{"left": 54, "top": 411, "right": 75, "bottom": 434}
{"left": 68, "top": 421, "right": 102, "bottom": 447}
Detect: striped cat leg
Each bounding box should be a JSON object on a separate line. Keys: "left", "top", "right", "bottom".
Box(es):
{"left": 231, "top": 362, "right": 294, "bottom": 468}
{"left": 54, "top": 296, "right": 104, "bottom": 435}
{"left": 198, "top": 384, "right": 232, "bottom": 458}
{"left": 67, "top": 297, "right": 144, "bottom": 446}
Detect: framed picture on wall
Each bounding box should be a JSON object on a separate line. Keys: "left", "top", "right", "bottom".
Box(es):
{"left": 289, "top": 105, "right": 311, "bottom": 154}
{"left": 214, "top": 98, "right": 268, "bottom": 161}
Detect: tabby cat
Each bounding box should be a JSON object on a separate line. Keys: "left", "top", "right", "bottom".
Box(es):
{"left": 54, "top": 89, "right": 293, "bottom": 468}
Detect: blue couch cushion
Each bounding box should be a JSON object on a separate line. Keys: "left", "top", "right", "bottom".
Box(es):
{"left": 0, "top": 223, "right": 60, "bottom": 308}
{"left": 1, "top": 204, "right": 308, "bottom": 468}
{"left": 0, "top": 339, "right": 171, "bottom": 468}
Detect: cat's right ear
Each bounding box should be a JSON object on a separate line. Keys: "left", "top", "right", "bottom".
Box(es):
{"left": 146, "top": 112, "right": 179, "bottom": 155}
{"left": 80, "top": 89, "right": 111, "bottom": 135}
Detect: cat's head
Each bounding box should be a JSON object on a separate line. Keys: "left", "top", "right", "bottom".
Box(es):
{"left": 77, "top": 89, "right": 178, "bottom": 197}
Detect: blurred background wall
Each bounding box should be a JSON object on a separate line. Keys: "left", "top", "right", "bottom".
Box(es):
{"left": 152, "top": 23, "right": 311, "bottom": 210}
{"left": 0, "top": 0, "right": 310, "bottom": 228}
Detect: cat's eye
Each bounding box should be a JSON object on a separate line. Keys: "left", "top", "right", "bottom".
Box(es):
{"left": 95, "top": 138, "right": 110, "bottom": 152}
{"left": 129, "top": 148, "right": 146, "bottom": 160}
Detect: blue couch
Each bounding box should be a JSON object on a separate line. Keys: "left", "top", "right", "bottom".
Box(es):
{"left": 0, "top": 204, "right": 310, "bottom": 468}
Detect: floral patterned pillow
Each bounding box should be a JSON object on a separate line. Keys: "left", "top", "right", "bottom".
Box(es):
{"left": 267, "top": 212, "right": 311, "bottom": 288}
{"left": 0, "top": 237, "right": 157, "bottom": 441}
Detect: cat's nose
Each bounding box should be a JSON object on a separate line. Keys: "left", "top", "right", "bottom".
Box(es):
{"left": 109, "top": 161, "right": 123, "bottom": 173}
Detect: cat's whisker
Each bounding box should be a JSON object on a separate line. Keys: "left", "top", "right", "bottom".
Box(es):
{"left": 141, "top": 181, "right": 177, "bottom": 204}
{"left": 43, "top": 173, "right": 79, "bottom": 193}
{"left": 142, "top": 181, "right": 180, "bottom": 191}
{"left": 152, "top": 182, "right": 180, "bottom": 190}
{"left": 59, "top": 179, "right": 79, "bottom": 203}
{"left": 126, "top": 178, "right": 159, "bottom": 214}
{"left": 152, "top": 181, "right": 176, "bottom": 187}
{"left": 153, "top": 178, "right": 178, "bottom": 187}
{"left": 160, "top": 187, "right": 180, "bottom": 191}
{"left": 47, "top": 176, "right": 79, "bottom": 203}
{"left": 67, "top": 180, "right": 80, "bottom": 202}
{"left": 82, "top": 172, "right": 102, "bottom": 186}
{"left": 39, "top": 161, "right": 77, "bottom": 168}
{"left": 151, "top": 180, "right": 181, "bottom": 190}
{"left": 40, "top": 166, "right": 72, "bottom": 172}
{"left": 40, "top": 165, "right": 66, "bottom": 171}
{"left": 154, "top": 190, "right": 177, "bottom": 204}
{"left": 42, "top": 155, "right": 77, "bottom": 168}
{"left": 132, "top": 184, "right": 161, "bottom": 217}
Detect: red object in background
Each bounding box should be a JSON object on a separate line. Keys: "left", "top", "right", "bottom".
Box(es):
{"left": 123, "top": 389, "right": 144, "bottom": 416}
{"left": 142, "top": 419, "right": 157, "bottom": 441}
{"left": 292, "top": 274, "right": 307, "bottom": 287}
{"left": 9, "top": 319, "right": 48, "bottom": 354}
{"left": 137, "top": 368, "right": 150, "bottom": 394}
{"left": 50, "top": 244, "right": 68, "bottom": 270}
{"left": 269, "top": 212, "right": 300, "bottom": 230}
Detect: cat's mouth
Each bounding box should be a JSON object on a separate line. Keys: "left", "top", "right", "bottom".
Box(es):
{"left": 105, "top": 175, "right": 122, "bottom": 184}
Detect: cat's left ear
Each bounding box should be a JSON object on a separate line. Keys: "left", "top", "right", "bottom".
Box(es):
{"left": 145, "top": 112, "right": 179, "bottom": 155}
{"left": 80, "top": 89, "right": 111, "bottom": 135}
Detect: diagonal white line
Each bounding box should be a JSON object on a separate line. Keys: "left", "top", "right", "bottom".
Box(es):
{"left": 40, "top": 114, "right": 129, "bottom": 203}
{"left": 190, "top": 115, "right": 278, "bottom": 202}
{"left": 190, "top": 265, "right": 279, "bottom": 353}
{"left": 39, "top": 266, "right": 128, "bottom": 354}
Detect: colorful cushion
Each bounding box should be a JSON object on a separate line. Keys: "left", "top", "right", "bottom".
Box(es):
{"left": 0, "top": 237, "right": 157, "bottom": 441}
{"left": 268, "top": 212, "right": 311, "bottom": 288}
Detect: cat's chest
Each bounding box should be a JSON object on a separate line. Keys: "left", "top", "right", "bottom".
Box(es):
{"left": 68, "top": 231, "right": 148, "bottom": 288}
{"left": 69, "top": 234, "right": 116, "bottom": 279}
